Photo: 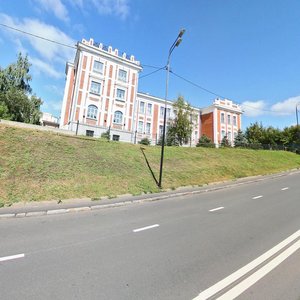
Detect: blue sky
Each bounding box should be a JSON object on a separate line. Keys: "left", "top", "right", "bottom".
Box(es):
{"left": 1, "top": 0, "right": 300, "bottom": 129}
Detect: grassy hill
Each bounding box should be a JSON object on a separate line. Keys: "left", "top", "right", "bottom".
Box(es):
{"left": 1, "top": 123, "right": 300, "bottom": 206}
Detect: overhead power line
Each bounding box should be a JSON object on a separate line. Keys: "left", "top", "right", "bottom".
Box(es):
{"left": 139, "top": 66, "right": 166, "bottom": 79}
{"left": 170, "top": 70, "right": 274, "bottom": 113}
{"left": 0, "top": 23, "right": 77, "bottom": 49}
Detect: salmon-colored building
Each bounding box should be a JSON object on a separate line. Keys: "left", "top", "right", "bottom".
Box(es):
{"left": 60, "top": 38, "right": 242, "bottom": 146}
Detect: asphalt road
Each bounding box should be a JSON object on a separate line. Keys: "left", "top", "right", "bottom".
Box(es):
{"left": 1, "top": 171, "right": 300, "bottom": 299}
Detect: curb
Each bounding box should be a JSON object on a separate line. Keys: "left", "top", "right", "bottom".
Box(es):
{"left": 1, "top": 169, "right": 299, "bottom": 219}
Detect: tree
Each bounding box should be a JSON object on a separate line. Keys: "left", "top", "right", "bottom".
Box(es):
{"left": 0, "top": 53, "right": 42, "bottom": 124}
{"left": 166, "top": 95, "right": 194, "bottom": 146}
{"left": 221, "top": 135, "right": 230, "bottom": 147}
{"left": 196, "top": 134, "right": 215, "bottom": 148}
{"left": 234, "top": 130, "right": 248, "bottom": 148}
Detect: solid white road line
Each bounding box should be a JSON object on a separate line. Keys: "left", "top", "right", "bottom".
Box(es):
{"left": 217, "top": 240, "right": 300, "bottom": 299}
{"left": 0, "top": 253, "right": 25, "bottom": 262}
{"left": 252, "top": 195, "right": 263, "bottom": 199}
{"left": 133, "top": 224, "right": 160, "bottom": 233}
{"left": 281, "top": 187, "right": 289, "bottom": 191}
{"left": 209, "top": 207, "right": 224, "bottom": 212}
{"left": 193, "top": 229, "right": 300, "bottom": 300}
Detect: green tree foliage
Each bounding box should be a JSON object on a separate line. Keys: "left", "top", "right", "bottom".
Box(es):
{"left": 0, "top": 53, "right": 42, "bottom": 124}
{"left": 234, "top": 130, "right": 248, "bottom": 148}
{"left": 166, "top": 95, "right": 194, "bottom": 146}
{"left": 221, "top": 135, "right": 230, "bottom": 147}
{"left": 139, "top": 137, "right": 151, "bottom": 145}
{"left": 196, "top": 134, "right": 215, "bottom": 148}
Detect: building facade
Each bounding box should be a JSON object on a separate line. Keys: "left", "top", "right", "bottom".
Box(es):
{"left": 60, "top": 38, "right": 242, "bottom": 146}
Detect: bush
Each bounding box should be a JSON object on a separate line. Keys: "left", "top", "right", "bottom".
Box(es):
{"left": 139, "top": 138, "right": 151, "bottom": 145}
{"left": 101, "top": 130, "right": 110, "bottom": 140}
{"left": 196, "top": 135, "right": 215, "bottom": 148}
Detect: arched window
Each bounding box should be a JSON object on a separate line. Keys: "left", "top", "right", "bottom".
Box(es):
{"left": 114, "top": 111, "right": 123, "bottom": 124}
{"left": 87, "top": 105, "right": 98, "bottom": 120}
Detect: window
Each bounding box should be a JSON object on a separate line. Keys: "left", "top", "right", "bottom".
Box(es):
{"left": 139, "top": 101, "right": 145, "bottom": 114}
{"left": 118, "top": 69, "right": 127, "bottom": 82}
{"left": 221, "top": 113, "right": 225, "bottom": 124}
{"left": 87, "top": 105, "right": 98, "bottom": 119}
{"left": 146, "top": 122, "right": 151, "bottom": 134}
{"left": 138, "top": 121, "right": 143, "bottom": 133}
{"left": 113, "top": 111, "right": 123, "bottom": 124}
{"left": 90, "top": 81, "right": 101, "bottom": 95}
{"left": 195, "top": 131, "right": 198, "bottom": 141}
{"left": 166, "top": 108, "right": 171, "bottom": 118}
{"left": 147, "top": 103, "right": 152, "bottom": 115}
{"left": 159, "top": 125, "right": 163, "bottom": 137}
{"left": 160, "top": 107, "right": 165, "bottom": 117}
{"left": 234, "top": 131, "right": 238, "bottom": 139}
{"left": 221, "top": 130, "right": 226, "bottom": 139}
{"left": 112, "top": 135, "right": 120, "bottom": 141}
{"left": 86, "top": 130, "right": 94, "bottom": 137}
{"left": 116, "top": 88, "right": 125, "bottom": 101}
{"left": 233, "top": 115, "right": 237, "bottom": 126}
{"left": 228, "top": 114, "right": 231, "bottom": 125}
{"left": 93, "top": 61, "right": 103, "bottom": 74}
{"left": 228, "top": 131, "right": 232, "bottom": 141}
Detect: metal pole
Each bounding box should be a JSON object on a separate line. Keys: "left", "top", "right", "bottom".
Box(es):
{"left": 158, "top": 29, "right": 185, "bottom": 188}
{"left": 158, "top": 57, "right": 171, "bottom": 188}
{"left": 75, "top": 120, "right": 79, "bottom": 135}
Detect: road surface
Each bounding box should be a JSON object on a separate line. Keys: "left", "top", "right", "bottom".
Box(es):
{"left": 1, "top": 171, "right": 300, "bottom": 299}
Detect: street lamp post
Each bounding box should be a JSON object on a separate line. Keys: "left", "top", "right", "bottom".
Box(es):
{"left": 296, "top": 103, "right": 300, "bottom": 128}
{"left": 158, "top": 29, "right": 185, "bottom": 188}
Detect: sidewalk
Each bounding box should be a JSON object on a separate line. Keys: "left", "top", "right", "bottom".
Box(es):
{"left": 1, "top": 169, "right": 299, "bottom": 218}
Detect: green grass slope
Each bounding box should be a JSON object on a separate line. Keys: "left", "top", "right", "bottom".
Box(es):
{"left": 1, "top": 124, "right": 300, "bottom": 206}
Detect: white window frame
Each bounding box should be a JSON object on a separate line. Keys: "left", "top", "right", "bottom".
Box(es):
{"left": 113, "top": 111, "right": 123, "bottom": 124}
{"left": 87, "top": 105, "right": 98, "bottom": 120}
{"left": 160, "top": 106, "right": 165, "bottom": 117}
{"left": 138, "top": 121, "right": 143, "bottom": 133}
{"left": 233, "top": 115, "right": 237, "bottom": 126}
{"left": 228, "top": 114, "right": 231, "bottom": 125}
{"left": 118, "top": 69, "right": 127, "bottom": 82}
{"left": 139, "top": 101, "right": 145, "bottom": 114}
{"left": 116, "top": 88, "right": 125, "bottom": 101}
{"left": 90, "top": 81, "right": 101, "bottom": 95}
{"left": 146, "top": 122, "right": 151, "bottom": 134}
{"left": 93, "top": 60, "right": 104, "bottom": 74}
{"left": 221, "top": 113, "right": 225, "bottom": 124}
{"left": 221, "top": 130, "right": 226, "bottom": 139}
{"left": 147, "top": 103, "right": 152, "bottom": 115}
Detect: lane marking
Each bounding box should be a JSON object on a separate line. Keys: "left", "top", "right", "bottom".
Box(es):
{"left": 252, "top": 195, "right": 263, "bottom": 199}
{"left": 281, "top": 187, "right": 289, "bottom": 191}
{"left": 0, "top": 253, "right": 25, "bottom": 262}
{"left": 209, "top": 207, "right": 224, "bottom": 212}
{"left": 217, "top": 240, "right": 300, "bottom": 299}
{"left": 193, "top": 229, "right": 300, "bottom": 300}
{"left": 133, "top": 224, "right": 159, "bottom": 233}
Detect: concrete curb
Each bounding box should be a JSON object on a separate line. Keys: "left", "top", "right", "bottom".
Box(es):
{"left": 1, "top": 169, "right": 299, "bottom": 219}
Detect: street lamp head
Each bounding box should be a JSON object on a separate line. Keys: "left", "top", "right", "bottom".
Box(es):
{"left": 178, "top": 29, "right": 186, "bottom": 38}
{"left": 175, "top": 38, "right": 182, "bottom": 47}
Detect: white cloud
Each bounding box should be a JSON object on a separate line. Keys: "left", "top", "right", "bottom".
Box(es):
{"left": 0, "top": 14, "right": 75, "bottom": 61}
{"left": 0, "top": 14, "right": 75, "bottom": 79}
{"left": 241, "top": 100, "right": 267, "bottom": 117}
{"left": 69, "top": 0, "right": 130, "bottom": 19}
{"left": 270, "top": 96, "right": 300, "bottom": 116}
{"left": 29, "top": 56, "right": 63, "bottom": 79}
{"left": 32, "top": 0, "right": 69, "bottom": 21}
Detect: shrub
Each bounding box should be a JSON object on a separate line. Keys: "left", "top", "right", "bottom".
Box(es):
{"left": 196, "top": 135, "right": 215, "bottom": 148}
{"left": 139, "top": 138, "right": 151, "bottom": 145}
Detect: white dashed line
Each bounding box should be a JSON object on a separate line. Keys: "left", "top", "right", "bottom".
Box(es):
{"left": 252, "top": 195, "right": 263, "bottom": 199}
{"left": 133, "top": 224, "right": 160, "bottom": 233}
{"left": 209, "top": 207, "right": 224, "bottom": 212}
{"left": 281, "top": 187, "right": 289, "bottom": 191}
{"left": 0, "top": 253, "right": 25, "bottom": 262}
